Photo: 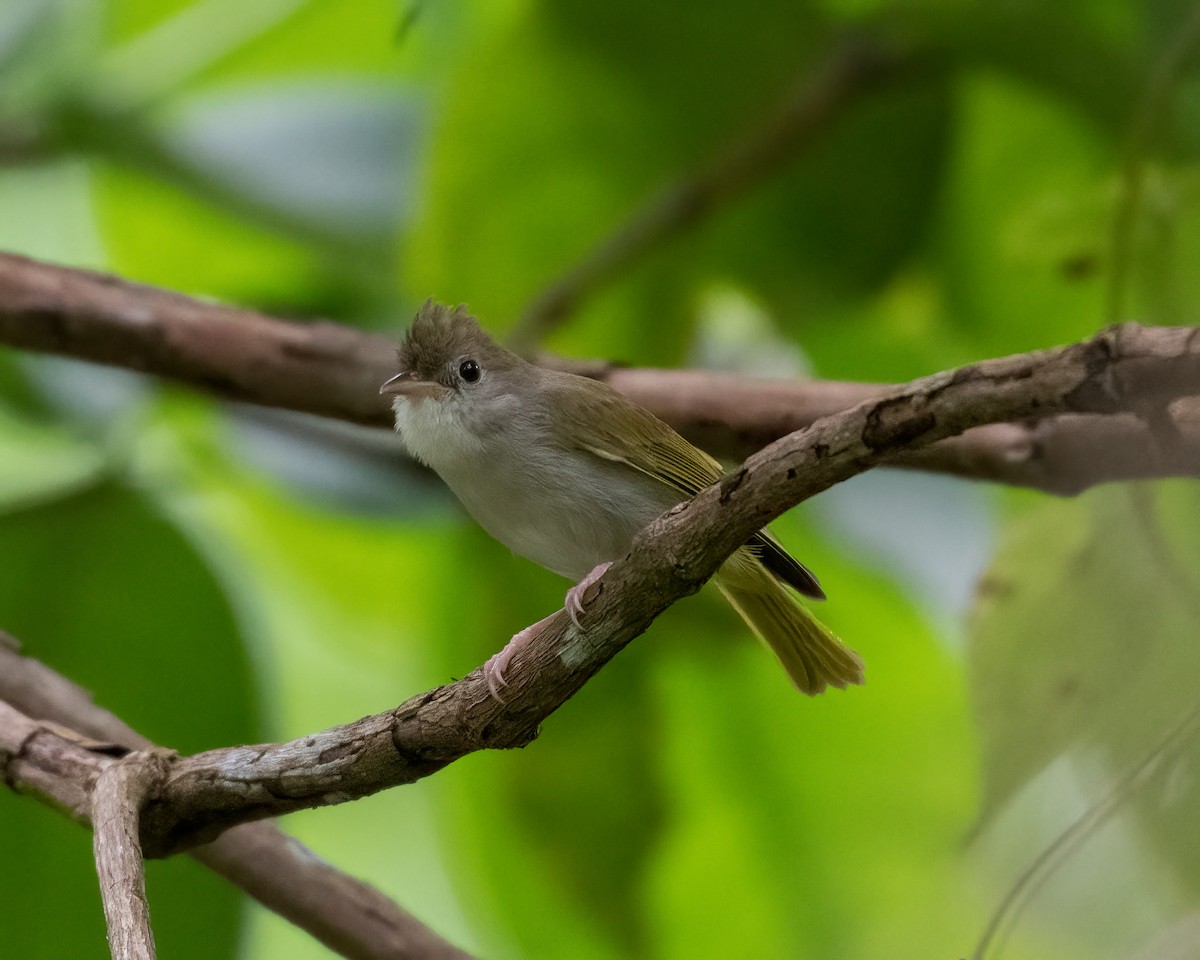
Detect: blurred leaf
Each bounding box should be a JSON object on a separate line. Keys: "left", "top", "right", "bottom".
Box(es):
{"left": 100, "top": 0, "right": 313, "bottom": 106}
{"left": 406, "top": 16, "right": 657, "bottom": 334}
{"left": 0, "top": 401, "right": 104, "bottom": 510}
{"left": 542, "top": 0, "right": 829, "bottom": 162}
{"left": 919, "top": 1, "right": 1142, "bottom": 140}
{"left": 0, "top": 0, "right": 100, "bottom": 112}
{"left": 0, "top": 162, "right": 106, "bottom": 268}
{"left": 968, "top": 482, "right": 1200, "bottom": 832}
{"left": 79, "top": 1, "right": 433, "bottom": 313}
{"left": 703, "top": 67, "right": 953, "bottom": 336}
{"left": 1112, "top": 162, "right": 1200, "bottom": 326}
{"left": 0, "top": 0, "right": 52, "bottom": 81}
{"left": 0, "top": 480, "right": 258, "bottom": 959}
{"left": 93, "top": 161, "right": 365, "bottom": 312}
{"left": 935, "top": 73, "right": 1111, "bottom": 357}
{"left": 184, "top": 0, "right": 427, "bottom": 80}
{"left": 103, "top": 0, "right": 208, "bottom": 46}
{"left": 159, "top": 81, "right": 424, "bottom": 241}
{"left": 638, "top": 512, "right": 983, "bottom": 960}
{"left": 407, "top": 2, "right": 853, "bottom": 363}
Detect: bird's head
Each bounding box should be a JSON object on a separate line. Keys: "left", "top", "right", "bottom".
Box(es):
{"left": 381, "top": 300, "right": 526, "bottom": 407}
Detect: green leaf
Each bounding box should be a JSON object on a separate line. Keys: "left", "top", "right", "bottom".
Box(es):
{"left": 968, "top": 483, "right": 1200, "bottom": 831}
{"left": 0, "top": 401, "right": 104, "bottom": 510}
{"left": 934, "top": 73, "right": 1112, "bottom": 357}
{"left": 0, "top": 0, "right": 54, "bottom": 82}
{"left": 0, "top": 480, "right": 258, "bottom": 959}
{"left": 700, "top": 68, "right": 953, "bottom": 332}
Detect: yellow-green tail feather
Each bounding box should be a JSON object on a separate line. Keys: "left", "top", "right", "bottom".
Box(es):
{"left": 715, "top": 551, "right": 864, "bottom": 695}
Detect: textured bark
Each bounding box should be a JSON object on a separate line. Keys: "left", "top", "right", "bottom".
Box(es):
{"left": 93, "top": 754, "right": 164, "bottom": 960}
{"left": 0, "top": 642, "right": 476, "bottom": 960}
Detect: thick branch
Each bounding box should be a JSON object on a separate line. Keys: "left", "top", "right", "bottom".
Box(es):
{"left": 94, "top": 754, "right": 163, "bottom": 960}
{"left": 580, "top": 364, "right": 1200, "bottom": 494}
{"left": 509, "top": 37, "right": 908, "bottom": 347}
{"left": 8, "top": 322, "right": 1193, "bottom": 858}
{"left": 0, "top": 642, "right": 476, "bottom": 960}
{"left": 1, "top": 251, "right": 1198, "bottom": 494}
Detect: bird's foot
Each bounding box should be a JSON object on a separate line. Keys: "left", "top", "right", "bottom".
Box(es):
{"left": 482, "top": 563, "right": 612, "bottom": 703}
{"left": 483, "top": 612, "right": 558, "bottom": 703}
{"left": 565, "top": 562, "right": 611, "bottom": 629}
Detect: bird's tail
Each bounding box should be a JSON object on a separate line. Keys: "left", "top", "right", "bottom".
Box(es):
{"left": 715, "top": 551, "right": 864, "bottom": 695}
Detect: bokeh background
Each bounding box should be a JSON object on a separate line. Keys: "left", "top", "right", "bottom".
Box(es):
{"left": 2, "top": 1, "right": 1200, "bottom": 958}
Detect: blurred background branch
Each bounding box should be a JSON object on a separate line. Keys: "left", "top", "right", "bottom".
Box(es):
{"left": 2, "top": 250, "right": 1199, "bottom": 497}
{"left": 0, "top": 638, "right": 476, "bottom": 960}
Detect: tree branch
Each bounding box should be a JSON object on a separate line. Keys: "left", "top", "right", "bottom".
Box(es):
{"left": 508, "top": 36, "right": 909, "bottom": 348}
{"left": 94, "top": 753, "right": 164, "bottom": 960}
{"left": 568, "top": 363, "right": 1200, "bottom": 494}
{"left": 0, "top": 641, "right": 477, "bottom": 960}
{"left": 1, "top": 250, "right": 1198, "bottom": 495}
{"left": 8, "top": 323, "right": 1197, "bottom": 858}
{"left": 0, "top": 250, "right": 395, "bottom": 426}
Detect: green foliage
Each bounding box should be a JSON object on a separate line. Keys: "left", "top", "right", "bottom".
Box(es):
{"left": 969, "top": 483, "right": 1200, "bottom": 884}
{"left": 0, "top": 476, "right": 258, "bottom": 959}
{"left": 3, "top": 0, "right": 1200, "bottom": 957}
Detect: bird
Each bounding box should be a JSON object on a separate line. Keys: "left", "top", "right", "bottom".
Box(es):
{"left": 381, "top": 300, "right": 864, "bottom": 698}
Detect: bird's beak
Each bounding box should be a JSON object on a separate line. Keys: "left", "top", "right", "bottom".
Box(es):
{"left": 380, "top": 370, "right": 449, "bottom": 401}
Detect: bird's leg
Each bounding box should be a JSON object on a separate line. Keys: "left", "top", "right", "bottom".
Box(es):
{"left": 565, "top": 561, "right": 611, "bottom": 629}
{"left": 482, "top": 562, "right": 612, "bottom": 703}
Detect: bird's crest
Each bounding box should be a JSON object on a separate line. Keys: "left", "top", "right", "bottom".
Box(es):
{"left": 397, "top": 300, "right": 513, "bottom": 381}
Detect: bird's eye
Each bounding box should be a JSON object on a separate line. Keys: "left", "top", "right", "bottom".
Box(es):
{"left": 458, "top": 358, "right": 481, "bottom": 383}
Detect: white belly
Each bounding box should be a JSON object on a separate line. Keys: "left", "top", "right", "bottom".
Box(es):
{"left": 444, "top": 446, "right": 675, "bottom": 581}
{"left": 394, "top": 394, "right": 677, "bottom": 581}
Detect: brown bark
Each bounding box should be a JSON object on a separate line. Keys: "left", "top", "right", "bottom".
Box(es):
{"left": 0, "top": 641, "right": 476, "bottom": 960}
{"left": 93, "top": 754, "right": 164, "bottom": 960}
{"left": 1, "top": 251, "right": 1198, "bottom": 495}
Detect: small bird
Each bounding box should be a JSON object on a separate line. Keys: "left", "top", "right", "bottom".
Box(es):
{"left": 382, "top": 301, "right": 864, "bottom": 698}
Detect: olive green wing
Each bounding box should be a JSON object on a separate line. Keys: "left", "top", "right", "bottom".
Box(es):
{"left": 548, "top": 375, "right": 824, "bottom": 599}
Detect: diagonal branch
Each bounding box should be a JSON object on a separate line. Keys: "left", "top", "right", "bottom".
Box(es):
{"left": 0, "top": 641, "right": 477, "bottom": 960}
{"left": 8, "top": 322, "right": 1197, "bottom": 858}
{"left": 1, "top": 250, "right": 1198, "bottom": 494}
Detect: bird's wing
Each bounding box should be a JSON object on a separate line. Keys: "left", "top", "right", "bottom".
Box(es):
{"left": 547, "top": 375, "right": 824, "bottom": 599}
{"left": 547, "top": 373, "right": 725, "bottom": 491}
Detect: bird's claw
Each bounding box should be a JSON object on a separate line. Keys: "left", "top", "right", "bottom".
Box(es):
{"left": 565, "top": 562, "right": 611, "bottom": 630}
{"left": 482, "top": 613, "right": 556, "bottom": 703}
{"left": 482, "top": 563, "right": 612, "bottom": 704}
